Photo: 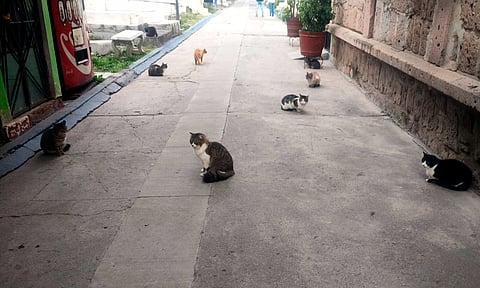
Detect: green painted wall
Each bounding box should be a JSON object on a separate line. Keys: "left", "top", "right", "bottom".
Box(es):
{"left": 40, "top": 0, "right": 62, "bottom": 97}
{"left": 0, "top": 70, "right": 12, "bottom": 124}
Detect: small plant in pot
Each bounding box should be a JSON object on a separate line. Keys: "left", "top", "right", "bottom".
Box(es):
{"left": 297, "top": 0, "right": 333, "bottom": 57}
{"left": 284, "top": 0, "right": 300, "bottom": 37}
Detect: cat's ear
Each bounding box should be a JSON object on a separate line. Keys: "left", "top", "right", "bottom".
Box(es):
{"left": 189, "top": 132, "right": 194, "bottom": 136}
{"left": 61, "top": 120, "right": 66, "bottom": 125}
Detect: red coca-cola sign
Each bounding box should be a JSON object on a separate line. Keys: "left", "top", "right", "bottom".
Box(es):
{"left": 50, "top": 0, "right": 93, "bottom": 92}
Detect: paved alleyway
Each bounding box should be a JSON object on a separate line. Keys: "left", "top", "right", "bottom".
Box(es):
{"left": 1, "top": 1, "right": 480, "bottom": 287}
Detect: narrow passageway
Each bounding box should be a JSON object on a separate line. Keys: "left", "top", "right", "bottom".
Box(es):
{"left": 1, "top": 1, "right": 479, "bottom": 288}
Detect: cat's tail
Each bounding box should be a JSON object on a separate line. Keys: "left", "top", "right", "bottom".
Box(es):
{"left": 63, "top": 144, "right": 71, "bottom": 152}
{"left": 203, "top": 169, "right": 235, "bottom": 183}
{"left": 427, "top": 178, "right": 472, "bottom": 191}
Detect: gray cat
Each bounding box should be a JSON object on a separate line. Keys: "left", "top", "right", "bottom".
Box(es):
{"left": 189, "top": 132, "right": 235, "bottom": 183}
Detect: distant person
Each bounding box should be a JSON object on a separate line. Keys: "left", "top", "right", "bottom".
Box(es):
{"left": 256, "top": 0, "right": 264, "bottom": 17}
{"left": 267, "top": 0, "right": 275, "bottom": 17}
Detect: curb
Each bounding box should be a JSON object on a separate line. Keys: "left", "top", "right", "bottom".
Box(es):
{"left": 0, "top": 11, "right": 219, "bottom": 178}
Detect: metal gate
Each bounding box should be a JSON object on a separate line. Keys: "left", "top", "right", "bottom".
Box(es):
{"left": 0, "top": 0, "right": 50, "bottom": 117}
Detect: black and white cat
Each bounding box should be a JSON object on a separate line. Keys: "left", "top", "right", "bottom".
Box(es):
{"left": 148, "top": 62, "right": 167, "bottom": 76}
{"left": 189, "top": 132, "right": 235, "bottom": 183}
{"left": 422, "top": 152, "right": 473, "bottom": 191}
{"left": 280, "top": 94, "right": 309, "bottom": 112}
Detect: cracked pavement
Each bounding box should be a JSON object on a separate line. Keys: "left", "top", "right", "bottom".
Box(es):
{"left": 2, "top": 1, "right": 480, "bottom": 287}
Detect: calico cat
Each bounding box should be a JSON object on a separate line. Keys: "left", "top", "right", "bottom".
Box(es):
{"left": 189, "top": 132, "right": 235, "bottom": 183}
{"left": 194, "top": 48, "right": 207, "bottom": 65}
{"left": 306, "top": 71, "right": 320, "bottom": 88}
{"left": 148, "top": 62, "right": 167, "bottom": 76}
{"left": 40, "top": 120, "right": 71, "bottom": 156}
{"left": 422, "top": 152, "right": 473, "bottom": 191}
{"left": 280, "top": 94, "right": 309, "bottom": 112}
{"left": 304, "top": 57, "right": 321, "bottom": 69}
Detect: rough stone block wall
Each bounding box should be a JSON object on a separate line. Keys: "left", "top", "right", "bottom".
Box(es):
{"left": 458, "top": 0, "right": 480, "bottom": 77}
{"left": 364, "top": 0, "right": 480, "bottom": 79}
{"left": 333, "top": 0, "right": 365, "bottom": 33}
{"left": 373, "top": 0, "right": 417, "bottom": 50}
{"left": 406, "top": 0, "right": 435, "bottom": 56}
{"left": 331, "top": 37, "right": 480, "bottom": 179}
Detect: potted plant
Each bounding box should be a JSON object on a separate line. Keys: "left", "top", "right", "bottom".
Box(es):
{"left": 297, "top": 0, "right": 333, "bottom": 57}
{"left": 284, "top": 0, "right": 300, "bottom": 38}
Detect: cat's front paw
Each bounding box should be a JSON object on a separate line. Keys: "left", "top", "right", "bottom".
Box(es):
{"left": 200, "top": 168, "right": 207, "bottom": 177}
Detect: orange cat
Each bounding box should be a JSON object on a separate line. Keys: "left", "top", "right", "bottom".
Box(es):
{"left": 194, "top": 48, "right": 207, "bottom": 65}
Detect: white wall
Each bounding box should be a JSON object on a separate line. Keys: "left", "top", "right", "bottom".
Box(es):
{"left": 84, "top": 0, "right": 208, "bottom": 25}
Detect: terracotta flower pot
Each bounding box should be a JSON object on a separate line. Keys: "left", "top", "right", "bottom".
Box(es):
{"left": 299, "top": 30, "right": 326, "bottom": 57}
{"left": 286, "top": 17, "right": 301, "bottom": 37}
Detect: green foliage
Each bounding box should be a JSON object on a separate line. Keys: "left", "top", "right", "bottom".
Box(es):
{"left": 280, "top": 6, "right": 291, "bottom": 21}
{"left": 287, "top": 0, "right": 298, "bottom": 17}
{"left": 92, "top": 53, "right": 142, "bottom": 73}
{"left": 180, "top": 12, "right": 206, "bottom": 30}
{"left": 92, "top": 45, "right": 154, "bottom": 72}
{"left": 297, "top": 0, "right": 333, "bottom": 32}
{"left": 93, "top": 74, "right": 105, "bottom": 83}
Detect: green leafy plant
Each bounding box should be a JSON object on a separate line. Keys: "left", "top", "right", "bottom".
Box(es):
{"left": 281, "top": 0, "right": 298, "bottom": 20}
{"left": 287, "top": 0, "right": 298, "bottom": 18}
{"left": 92, "top": 44, "right": 154, "bottom": 73}
{"left": 93, "top": 74, "right": 105, "bottom": 83}
{"left": 92, "top": 53, "right": 143, "bottom": 72}
{"left": 297, "top": 0, "right": 333, "bottom": 32}
{"left": 180, "top": 11, "right": 206, "bottom": 30}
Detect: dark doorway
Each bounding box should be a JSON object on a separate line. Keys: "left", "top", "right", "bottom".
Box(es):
{"left": 0, "top": 0, "right": 50, "bottom": 117}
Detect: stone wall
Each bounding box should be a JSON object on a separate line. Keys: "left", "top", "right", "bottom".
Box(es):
{"left": 329, "top": 0, "right": 480, "bottom": 182}
{"left": 332, "top": 0, "right": 365, "bottom": 34}
{"left": 333, "top": 0, "right": 480, "bottom": 79}
{"left": 332, "top": 39, "right": 480, "bottom": 166}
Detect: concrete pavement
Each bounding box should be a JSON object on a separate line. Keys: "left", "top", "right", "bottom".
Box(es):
{"left": 2, "top": 0, "right": 480, "bottom": 287}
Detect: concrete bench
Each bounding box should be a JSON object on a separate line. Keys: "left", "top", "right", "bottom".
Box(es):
{"left": 111, "top": 30, "right": 144, "bottom": 57}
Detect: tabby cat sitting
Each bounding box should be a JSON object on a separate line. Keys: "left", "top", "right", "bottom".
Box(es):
{"left": 40, "top": 120, "right": 71, "bottom": 156}
{"left": 189, "top": 132, "right": 235, "bottom": 183}
{"left": 422, "top": 152, "right": 473, "bottom": 191}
